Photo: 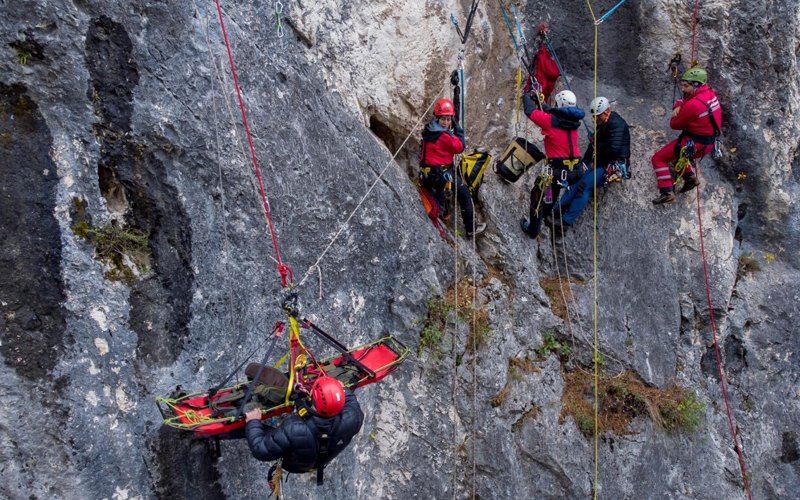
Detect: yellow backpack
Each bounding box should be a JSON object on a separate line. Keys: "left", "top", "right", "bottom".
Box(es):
{"left": 460, "top": 150, "right": 492, "bottom": 195}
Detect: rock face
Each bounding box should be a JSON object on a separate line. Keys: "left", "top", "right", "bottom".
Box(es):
{"left": 0, "top": 1, "right": 798, "bottom": 499}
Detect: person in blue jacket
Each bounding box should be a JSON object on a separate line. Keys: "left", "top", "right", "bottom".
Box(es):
{"left": 548, "top": 97, "right": 630, "bottom": 230}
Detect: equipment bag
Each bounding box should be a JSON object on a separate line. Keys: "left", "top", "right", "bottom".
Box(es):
{"left": 493, "top": 137, "right": 546, "bottom": 183}
{"left": 460, "top": 150, "right": 491, "bottom": 196}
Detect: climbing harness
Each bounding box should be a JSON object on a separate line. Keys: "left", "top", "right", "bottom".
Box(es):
{"left": 603, "top": 159, "right": 630, "bottom": 184}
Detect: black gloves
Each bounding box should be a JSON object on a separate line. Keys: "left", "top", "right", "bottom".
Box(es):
{"left": 522, "top": 91, "right": 538, "bottom": 117}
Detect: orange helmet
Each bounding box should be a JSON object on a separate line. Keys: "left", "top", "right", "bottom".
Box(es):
{"left": 434, "top": 99, "right": 456, "bottom": 117}
{"left": 310, "top": 377, "right": 346, "bottom": 417}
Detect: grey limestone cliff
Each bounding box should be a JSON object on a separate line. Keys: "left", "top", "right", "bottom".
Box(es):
{"left": 0, "top": 0, "right": 798, "bottom": 499}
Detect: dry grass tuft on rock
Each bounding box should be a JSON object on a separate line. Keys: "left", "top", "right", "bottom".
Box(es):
{"left": 418, "top": 279, "right": 494, "bottom": 359}
{"left": 490, "top": 356, "right": 540, "bottom": 408}
{"left": 540, "top": 277, "right": 585, "bottom": 322}
{"left": 560, "top": 370, "right": 705, "bottom": 439}
{"left": 72, "top": 219, "right": 150, "bottom": 283}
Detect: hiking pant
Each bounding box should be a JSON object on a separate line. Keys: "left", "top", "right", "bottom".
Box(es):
{"left": 651, "top": 136, "right": 712, "bottom": 190}
{"left": 553, "top": 166, "right": 606, "bottom": 225}
{"left": 529, "top": 164, "right": 581, "bottom": 236}
{"left": 420, "top": 164, "right": 474, "bottom": 231}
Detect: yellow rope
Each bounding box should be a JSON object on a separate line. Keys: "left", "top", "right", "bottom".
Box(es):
{"left": 583, "top": 0, "right": 599, "bottom": 498}
{"left": 285, "top": 317, "right": 301, "bottom": 405}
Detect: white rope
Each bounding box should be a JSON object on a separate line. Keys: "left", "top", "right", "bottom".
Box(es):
{"left": 452, "top": 171, "right": 459, "bottom": 500}
{"left": 553, "top": 185, "right": 625, "bottom": 369}
{"left": 193, "top": 0, "right": 279, "bottom": 260}
{"left": 297, "top": 81, "right": 450, "bottom": 288}
{"left": 471, "top": 187, "right": 477, "bottom": 499}
{"left": 193, "top": 1, "right": 254, "bottom": 498}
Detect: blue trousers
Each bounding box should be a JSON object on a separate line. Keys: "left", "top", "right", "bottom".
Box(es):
{"left": 553, "top": 167, "right": 606, "bottom": 225}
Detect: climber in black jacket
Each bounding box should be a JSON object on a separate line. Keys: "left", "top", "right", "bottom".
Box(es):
{"left": 549, "top": 97, "right": 630, "bottom": 229}
{"left": 243, "top": 376, "right": 364, "bottom": 481}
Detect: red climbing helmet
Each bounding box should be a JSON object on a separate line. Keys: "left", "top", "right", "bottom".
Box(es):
{"left": 434, "top": 99, "right": 456, "bottom": 117}
{"left": 310, "top": 376, "right": 346, "bottom": 417}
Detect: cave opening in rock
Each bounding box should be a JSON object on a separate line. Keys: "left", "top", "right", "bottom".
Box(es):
{"left": 98, "top": 164, "right": 128, "bottom": 218}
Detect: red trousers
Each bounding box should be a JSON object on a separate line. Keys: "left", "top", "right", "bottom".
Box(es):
{"left": 651, "top": 136, "right": 712, "bottom": 189}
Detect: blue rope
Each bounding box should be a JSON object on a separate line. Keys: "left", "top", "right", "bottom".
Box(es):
{"left": 510, "top": 2, "right": 524, "bottom": 42}
{"left": 595, "top": 0, "right": 629, "bottom": 25}
{"left": 496, "top": 0, "right": 519, "bottom": 51}
{"left": 544, "top": 37, "right": 592, "bottom": 135}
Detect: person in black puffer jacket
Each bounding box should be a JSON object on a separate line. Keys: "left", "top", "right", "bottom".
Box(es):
{"left": 242, "top": 377, "right": 363, "bottom": 476}
{"left": 550, "top": 97, "right": 630, "bottom": 229}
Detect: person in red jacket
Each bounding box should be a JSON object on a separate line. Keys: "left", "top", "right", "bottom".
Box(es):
{"left": 419, "top": 99, "right": 485, "bottom": 237}
{"left": 651, "top": 68, "right": 722, "bottom": 205}
{"left": 519, "top": 89, "right": 585, "bottom": 238}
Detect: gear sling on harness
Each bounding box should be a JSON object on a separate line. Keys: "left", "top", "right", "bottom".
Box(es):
{"left": 527, "top": 119, "right": 581, "bottom": 236}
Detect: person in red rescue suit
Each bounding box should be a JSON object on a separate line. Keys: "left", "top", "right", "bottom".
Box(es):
{"left": 519, "top": 89, "right": 586, "bottom": 238}
{"left": 651, "top": 67, "right": 722, "bottom": 205}
{"left": 419, "top": 99, "right": 486, "bottom": 237}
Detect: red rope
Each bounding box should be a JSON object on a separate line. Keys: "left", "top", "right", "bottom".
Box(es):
{"left": 690, "top": 0, "right": 699, "bottom": 65}
{"left": 695, "top": 188, "right": 753, "bottom": 499}
{"left": 215, "top": 0, "right": 292, "bottom": 287}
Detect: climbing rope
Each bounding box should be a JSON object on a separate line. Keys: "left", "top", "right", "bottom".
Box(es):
{"left": 192, "top": 2, "right": 254, "bottom": 496}
{"left": 695, "top": 175, "right": 753, "bottom": 499}
{"left": 540, "top": 32, "right": 592, "bottom": 136}
{"left": 472, "top": 219, "right": 477, "bottom": 500}
{"left": 297, "top": 81, "right": 449, "bottom": 289}
{"left": 190, "top": 0, "right": 253, "bottom": 499}
{"left": 450, "top": 0, "right": 481, "bottom": 45}
{"left": 690, "top": 0, "right": 699, "bottom": 67}
{"left": 215, "top": 0, "right": 292, "bottom": 288}
{"left": 452, "top": 202, "right": 459, "bottom": 500}
{"left": 594, "top": 0, "right": 629, "bottom": 25}
{"left": 582, "top": 1, "right": 600, "bottom": 498}
{"left": 685, "top": 2, "right": 752, "bottom": 495}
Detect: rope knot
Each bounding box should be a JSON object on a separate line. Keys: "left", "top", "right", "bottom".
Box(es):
{"left": 278, "top": 264, "right": 294, "bottom": 288}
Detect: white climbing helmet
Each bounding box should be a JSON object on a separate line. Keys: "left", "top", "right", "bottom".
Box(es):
{"left": 554, "top": 90, "right": 577, "bottom": 108}
{"left": 589, "top": 97, "right": 610, "bottom": 116}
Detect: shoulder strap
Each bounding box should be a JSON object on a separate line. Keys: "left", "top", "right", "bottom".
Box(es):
{"left": 703, "top": 99, "right": 721, "bottom": 136}
{"left": 299, "top": 408, "right": 331, "bottom": 486}
{"left": 684, "top": 90, "right": 721, "bottom": 136}
{"left": 315, "top": 431, "right": 330, "bottom": 486}
{"left": 568, "top": 129, "right": 576, "bottom": 159}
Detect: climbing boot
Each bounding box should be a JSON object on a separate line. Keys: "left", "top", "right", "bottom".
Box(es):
{"left": 520, "top": 218, "right": 538, "bottom": 239}
{"left": 652, "top": 190, "right": 676, "bottom": 205}
{"left": 679, "top": 174, "right": 700, "bottom": 194}
{"left": 551, "top": 217, "right": 572, "bottom": 231}
{"left": 466, "top": 223, "right": 487, "bottom": 238}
